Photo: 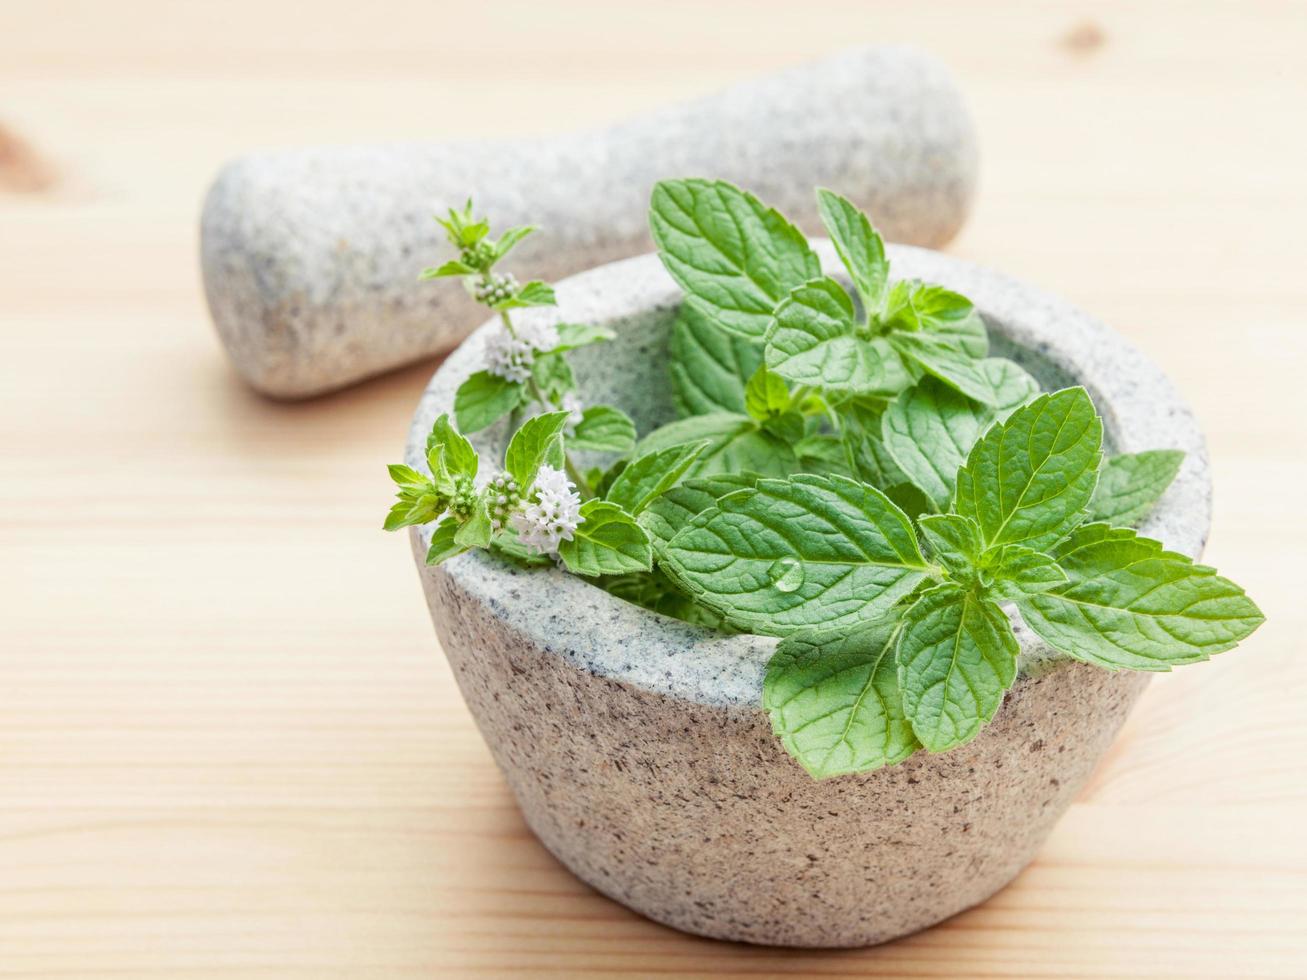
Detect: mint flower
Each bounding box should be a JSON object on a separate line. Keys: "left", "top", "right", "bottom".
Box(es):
{"left": 510, "top": 465, "right": 582, "bottom": 556}
{"left": 484, "top": 320, "right": 561, "bottom": 384}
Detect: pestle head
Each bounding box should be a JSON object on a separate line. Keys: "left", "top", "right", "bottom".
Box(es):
{"left": 200, "top": 46, "right": 978, "bottom": 399}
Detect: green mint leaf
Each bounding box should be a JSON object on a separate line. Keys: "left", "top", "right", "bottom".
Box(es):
{"left": 669, "top": 304, "right": 763, "bottom": 416}
{"left": 917, "top": 513, "right": 982, "bottom": 577}
{"left": 954, "top": 387, "right": 1104, "bottom": 551}
{"left": 889, "top": 337, "right": 1011, "bottom": 407}
{"left": 425, "top": 518, "right": 469, "bottom": 566}
{"left": 883, "top": 482, "right": 935, "bottom": 522}
{"left": 1089, "top": 450, "right": 1185, "bottom": 527}
{"left": 881, "top": 367, "right": 1039, "bottom": 510}
{"left": 557, "top": 500, "right": 653, "bottom": 576}
{"left": 504, "top": 411, "right": 571, "bottom": 491}
{"left": 435, "top": 200, "right": 490, "bottom": 248}
{"left": 453, "top": 501, "right": 494, "bottom": 549}
{"left": 530, "top": 351, "right": 575, "bottom": 402}
{"left": 454, "top": 371, "right": 524, "bottom": 433}
{"left": 491, "top": 225, "right": 536, "bottom": 260}
{"left": 838, "top": 399, "right": 913, "bottom": 488}
{"left": 1017, "top": 523, "right": 1264, "bottom": 671}
{"left": 794, "top": 433, "right": 856, "bottom": 479}
{"left": 985, "top": 544, "right": 1067, "bottom": 602}
{"left": 764, "top": 620, "right": 919, "bottom": 779}
{"left": 638, "top": 412, "right": 798, "bottom": 479}
{"left": 387, "top": 463, "right": 428, "bottom": 489}
{"left": 549, "top": 321, "right": 616, "bottom": 353}
{"left": 765, "top": 277, "right": 912, "bottom": 395}
{"left": 661, "top": 474, "right": 931, "bottom": 636}
{"left": 383, "top": 460, "right": 443, "bottom": 531}
{"left": 897, "top": 586, "right": 1019, "bottom": 753}
{"left": 419, "top": 259, "right": 478, "bottom": 280}
{"left": 882, "top": 282, "right": 987, "bottom": 350}
{"left": 743, "top": 365, "right": 791, "bottom": 422}
{"left": 761, "top": 409, "right": 806, "bottom": 444}
{"left": 568, "top": 405, "right": 637, "bottom": 453}
{"left": 426, "top": 413, "right": 478, "bottom": 479}
{"left": 492, "top": 280, "right": 555, "bottom": 311}
{"left": 815, "top": 188, "right": 888, "bottom": 310}
{"left": 638, "top": 473, "right": 760, "bottom": 552}
{"left": 600, "top": 567, "right": 730, "bottom": 630}
{"left": 383, "top": 494, "right": 439, "bottom": 532}
{"left": 649, "top": 178, "right": 819, "bottom": 340}
{"left": 605, "top": 440, "right": 708, "bottom": 516}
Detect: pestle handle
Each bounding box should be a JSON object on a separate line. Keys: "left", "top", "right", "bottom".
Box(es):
{"left": 200, "top": 46, "right": 978, "bottom": 399}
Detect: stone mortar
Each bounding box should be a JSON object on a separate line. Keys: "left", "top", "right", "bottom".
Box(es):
{"left": 404, "top": 243, "right": 1210, "bottom": 947}
{"left": 202, "top": 45, "right": 977, "bottom": 399}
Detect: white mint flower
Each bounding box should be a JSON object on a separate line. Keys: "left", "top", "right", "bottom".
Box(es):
{"left": 517, "top": 320, "right": 560, "bottom": 353}
{"left": 510, "top": 464, "right": 583, "bottom": 556}
{"left": 482, "top": 321, "right": 560, "bottom": 384}
{"left": 560, "top": 392, "right": 584, "bottom": 436}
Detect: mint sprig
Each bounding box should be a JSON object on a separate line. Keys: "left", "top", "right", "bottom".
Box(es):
{"left": 386, "top": 180, "right": 1264, "bottom": 784}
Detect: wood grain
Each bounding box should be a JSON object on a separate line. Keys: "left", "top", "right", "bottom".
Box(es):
{"left": 2, "top": 1, "right": 1304, "bottom": 975}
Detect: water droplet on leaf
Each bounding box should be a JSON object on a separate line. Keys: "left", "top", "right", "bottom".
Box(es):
{"left": 769, "top": 557, "right": 805, "bottom": 593}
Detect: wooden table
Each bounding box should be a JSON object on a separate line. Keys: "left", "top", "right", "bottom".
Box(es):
{"left": 3, "top": 2, "right": 1304, "bottom": 975}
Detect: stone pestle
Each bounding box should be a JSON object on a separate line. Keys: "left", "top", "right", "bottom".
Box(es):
{"left": 200, "top": 45, "right": 978, "bottom": 399}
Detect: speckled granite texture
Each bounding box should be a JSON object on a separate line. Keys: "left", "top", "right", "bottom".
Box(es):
{"left": 202, "top": 45, "right": 978, "bottom": 399}
{"left": 406, "top": 244, "right": 1210, "bottom": 947}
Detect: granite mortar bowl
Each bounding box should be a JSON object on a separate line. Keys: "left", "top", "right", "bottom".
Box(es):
{"left": 405, "top": 243, "right": 1210, "bottom": 947}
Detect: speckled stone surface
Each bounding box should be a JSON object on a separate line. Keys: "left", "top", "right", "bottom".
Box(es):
{"left": 405, "top": 244, "right": 1211, "bottom": 947}
{"left": 201, "top": 45, "right": 978, "bottom": 399}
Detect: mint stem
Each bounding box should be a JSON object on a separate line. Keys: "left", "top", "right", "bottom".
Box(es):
{"left": 499, "top": 310, "right": 592, "bottom": 498}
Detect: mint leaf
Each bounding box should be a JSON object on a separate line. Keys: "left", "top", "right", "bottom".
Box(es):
{"left": 383, "top": 494, "right": 440, "bottom": 532}
{"left": 883, "top": 282, "right": 987, "bottom": 346}
{"left": 881, "top": 367, "right": 1038, "bottom": 510}
{"left": 504, "top": 411, "right": 571, "bottom": 491}
{"left": 662, "top": 474, "right": 931, "bottom": 636}
{"left": 985, "top": 545, "right": 1067, "bottom": 602}
{"left": 1089, "top": 450, "right": 1185, "bottom": 527}
{"left": 435, "top": 200, "right": 489, "bottom": 248}
{"left": 491, "top": 280, "right": 555, "bottom": 310}
{"left": 549, "top": 321, "right": 616, "bottom": 353}
{"left": 491, "top": 225, "right": 536, "bottom": 261}
{"left": 897, "top": 586, "right": 1019, "bottom": 752}
{"left": 569, "top": 405, "right": 637, "bottom": 453}
{"left": 764, "top": 620, "right": 919, "bottom": 779}
{"left": 420, "top": 259, "right": 478, "bottom": 280}
{"left": 383, "top": 462, "right": 443, "bottom": 531}
{"left": 954, "top": 387, "right": 1103, "bottom": 551}
{"left": 529, "top": 352, "right": 574, "bottom": 403}
{"left": 425, "top": 518, "right": 469, "bottom": 565}
{"left": 638, "top": 473, "right": 759, "bottom": 552}
{"left": 815, "top": 188, "right": 887, "bottom": 309}
{"left": 794, "top": 433, "right": 855, "bottom": 479}
{"left": 387, "top": 463, "right": 427, "bottom": 488}
{"left": 426, "top": 413, "right": 478, "bottom": 479}
{"left": 1017, "top": 523, "right": 1264, "bottom": 671}
{"left": 765, "top": 277, "right": 912, "bottom": 395}
{"left": 889, "top": 337, "right": 1010, "bottom": 407}
{"left": 649, "top": 178, "right": 819, "bottom": 340}
{"left": 605, "top": 441, "right": 708, "bottom": 516}
{"left": 743, "top": 365, "right": 791, "bottom": 422}
{"left": 668, "top": 304, "right": 762, "bottom": 416}
{"left": 453, "top": 501, "right": 493, "bottom": 548}
{"left": 455, "top": 371, "right": 524, "bottom": 433}
{"left": 638, "top": 412, "right": 797, "bottom": 479}
{"left": 917, "top": 513, "right": 982, "bottom": 577}
{"left": 839, "top": 400, "right": 913, "bottom": 489}
{"left": 557, "top": 500, "right": 653, "bottom": 576}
